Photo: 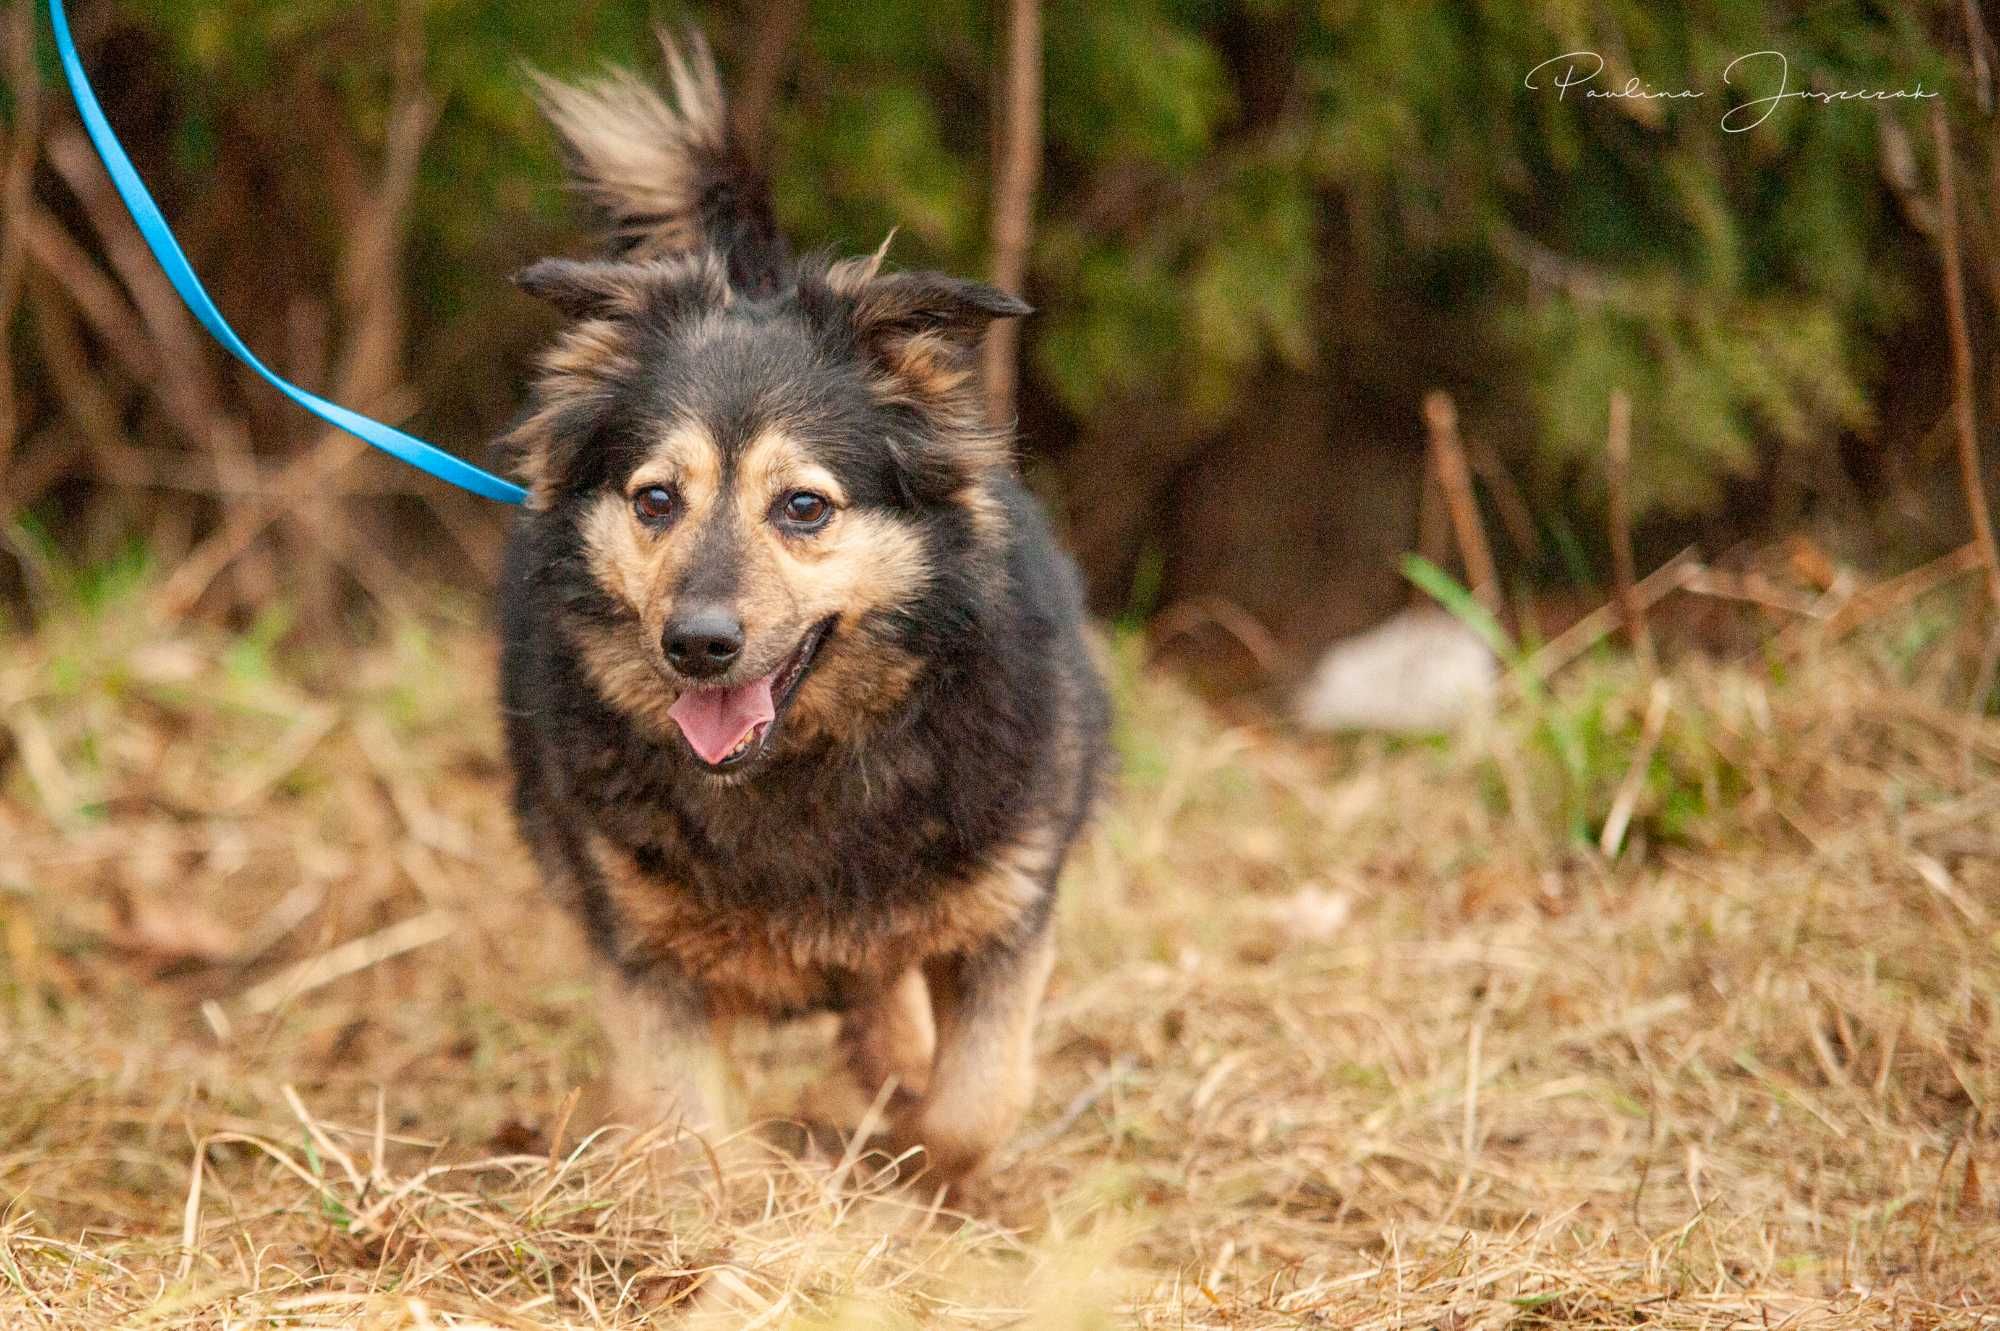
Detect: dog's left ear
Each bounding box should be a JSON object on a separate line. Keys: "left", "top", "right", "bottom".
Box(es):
{"left": 842, "top": 270, "right": 1032, "bottom": 346}
{"left": 812, "top": 264, "right": 1030, "bottom": 406}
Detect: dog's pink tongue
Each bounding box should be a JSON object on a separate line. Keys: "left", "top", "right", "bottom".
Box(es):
{"left": 667, "top": 676, "right": 776, "bottom": 765}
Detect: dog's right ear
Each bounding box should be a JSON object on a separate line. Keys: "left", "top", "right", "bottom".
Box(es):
{"left": 513, "top": 257, "right": 645, "bottom": 320}
{"left": 514, "top": 252, "right": 734, "bottom": 323}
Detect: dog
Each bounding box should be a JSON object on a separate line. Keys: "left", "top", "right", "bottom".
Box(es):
{"left": 495, "top": 33, "right": 1110, "bottom": 1180}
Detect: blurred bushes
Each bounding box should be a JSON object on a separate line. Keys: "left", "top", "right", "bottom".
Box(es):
{"left": 0, "top": 0, "right": 1981, "bottom": 648}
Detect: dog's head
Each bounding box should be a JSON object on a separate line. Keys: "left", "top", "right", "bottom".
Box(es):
{"left": 503, "top": 247, "right": 1027, "bottom": 775}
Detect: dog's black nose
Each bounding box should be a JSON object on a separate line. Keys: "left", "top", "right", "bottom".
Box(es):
{"left": 664, "top": 606, "right": 744, "bottom": 679}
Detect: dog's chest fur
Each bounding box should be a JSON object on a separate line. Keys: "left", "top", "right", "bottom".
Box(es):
{"left": 586, "top": 822, "right": 1049, "bottom": 1013}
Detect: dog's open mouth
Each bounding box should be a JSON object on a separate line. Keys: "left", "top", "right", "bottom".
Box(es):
{"left": 666, "top": 618, "right": 834, "bottom": 770}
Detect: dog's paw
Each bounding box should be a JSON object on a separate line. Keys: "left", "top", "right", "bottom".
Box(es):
{"left": 890, "top": 1083, "right": 1029, "bottom": 1183}
{"left": 571, "top": 1071, "right": 720, "bottom": 1141}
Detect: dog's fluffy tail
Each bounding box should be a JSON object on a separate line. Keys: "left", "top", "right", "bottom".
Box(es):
{"left": 531, "top": 32, "right": 789, "bottom": 296}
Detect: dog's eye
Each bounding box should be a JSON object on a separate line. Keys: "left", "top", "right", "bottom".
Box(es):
{"left": 778, "top": 490, "right": 832, "bottom": 530}
{"left": 632, "top": 485, "right": 679, "bottom": 524}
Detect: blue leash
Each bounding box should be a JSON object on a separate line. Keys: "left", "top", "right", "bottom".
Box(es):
{"left": 46, "top": 0, "right": 527, "bottom": 505}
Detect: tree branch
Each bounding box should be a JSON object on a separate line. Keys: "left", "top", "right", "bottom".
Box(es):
{"left": 732, "top": 0, "right": 806, "bottom": 163}
{"left": 158, "top": 4, "right": 438, "bottom": 620}
{"left": 0, "top": 0, "right": 44, "bottom": 477}
{"left": 1934, "top": 105, "right": 2000, "bottom": 610}
{"left": 1606, "top": 388, "right": 1655, "bottom": 672}
{"left": 982, "top": 0, "right": 1042, "bottom": 426}
{"left": 1423, "top": 390, "right": 1500, "bottom": 619}
{"left": 44, "top": 130, "right": 249, "bottom": 458}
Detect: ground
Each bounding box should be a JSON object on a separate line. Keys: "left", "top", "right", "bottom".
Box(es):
{"left": 1, "top": 567, "right": 1997, "bottom": 1329}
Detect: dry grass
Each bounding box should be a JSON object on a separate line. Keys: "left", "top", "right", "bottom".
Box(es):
{"left": 1, "top": 562, "right": 1998, "bottom": 1329}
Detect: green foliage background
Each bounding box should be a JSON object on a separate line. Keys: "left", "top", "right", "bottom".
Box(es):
{"left": 2, "top": 0, "right": 1979, "bottom": 627}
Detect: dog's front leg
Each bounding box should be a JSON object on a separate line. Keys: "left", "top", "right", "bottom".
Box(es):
{"left": 595, "top": 962, "right": 727, "bottom": 1133}
{"left": 902, "top": 927, "right": 1056, "bottom": 1181}
{"left": 842, "top": 963, "right": 937, "bottom": 1106}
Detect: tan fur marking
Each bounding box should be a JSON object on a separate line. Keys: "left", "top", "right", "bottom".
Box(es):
{"left": 784, "top": 637, "right": 926, "bottom": 747}
{"left": 510, "top": 439, "right": 553, "bottom": 510}
{"left": 509, "top": 318, "right": 635, "bottom": 509}
{"left": 854, "top": 356, "right": 1010, "bottom": 475}
{"left": 628, "top": 418, "right": 723, "bottom": 513}
{"left": 761, "top": 507, "right": 934, "bottom": 742}
{"left": 587, "top": 828, "right": 1045, "bottom": 1015}
{"left": 569, "top": 489, "right": 686, "bottom": 742}
{"left": 735, "top": 428, "right": 848, "bottom": 514}
{"left": 891, "top": 828, "right": 1062, "bottom": 1178}
{"left": 570, "top": 622, "right": 681, "bottom": 743}
{"left": 538, "top": 318, "right": 636, "bottom": 379}
{"left": 955, "top": 479, "right": 1009, "bottom": 551}
{"left": 773, "top": 511, "right": 929, "bottom": 614}
{"left": 579, "top": 492, "right": 655, "bottom": 609}
{"left": 887, "top": 331, "right": 974, "bottom": 397}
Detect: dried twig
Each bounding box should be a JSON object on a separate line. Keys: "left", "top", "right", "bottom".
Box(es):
{"left": 0, "top": 0, "right": 44, "bottom": 476}
{"left": 1963, "top": 0, "right": 1996, "bottom": 114}
{"left": 1148, "top": 595, "right": 1289, "bottom": 679}
{"left": 173, "top": 1138, "right": 210, "bottom": 1283}
{"left": 150, "top": 431, "right": 375, "bottom": 619}
{"left": 1605, "top": 389, "right": 1655, "bottom": 673}
{"left": 1463, "top": 430, "right": 1539, "bottom": 560}
{"left": 1460, "top": 1013, "right": 1485, "bottom": 1159}
{"left": 234, "top": 910, "right": 457, "bottom": 1016}
{"left": 320, "top": 1, "right": 437, "bottom": 417}
{"left": 40, "top": 123, "right": 285, "bottom": 605}
{"left": 216, "top": 704, "right": 341, "bottom": 811}
{"left": 1599, "top": 679, "right": 1672, "bottom": 860}
{"left": 22, "top": 270, "right": 145, "bottom": 485}
{"left": 1880, "top": 115, "right": 1942, "bottom": 247}
{"left": 1680, "top": 567, "right": 1826, "bottom": 619}
{"left": 1000, "top": 1054, "right": 1138, "bottom": 1163}
{"left": 0, "top": 430, "right": 80, "bottom": 517}
{"left": 1774, "top": 541, "right": 1984, "bottom": 654}
{"left": 1524, "top": 547, "right": 1701, "bottom": 679}
{"left": 1932, "top": 106, "right": 2000, "bottom": 610}
{"left": 20, "top": 210, "right": 165, "bottom": 385}
{"left": 1412, "top": 442, "right": 1453, "bottom": 602}
{"left": 1422, "top": 391, "right": 1500, "bottom": 617}
{"left": 982, "top": 0, "right": 1043, "bottom": 425}
{"left": 45, "top": 131, "right": 258, "bottom": 482}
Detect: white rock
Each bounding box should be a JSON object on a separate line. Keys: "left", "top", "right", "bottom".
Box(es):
{"left": 1292, "top": 607, "right": 1498, "bottom": 734}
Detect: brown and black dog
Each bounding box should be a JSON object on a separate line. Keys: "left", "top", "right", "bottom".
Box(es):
{"left": 496, "top": 34, "right": 1109, "bottom": 1179}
